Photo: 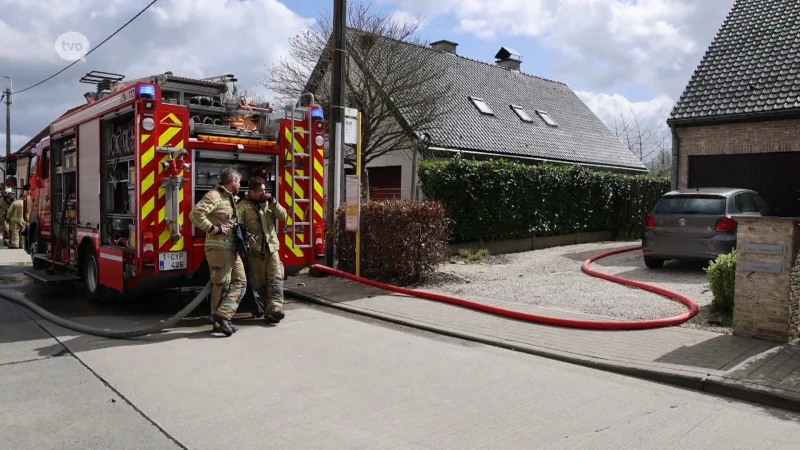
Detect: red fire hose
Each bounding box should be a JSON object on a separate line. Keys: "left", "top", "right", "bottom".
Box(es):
{"left": 309, "top": 245, "right": 700, "bottom": 330}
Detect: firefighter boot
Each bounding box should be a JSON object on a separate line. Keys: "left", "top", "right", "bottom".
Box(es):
{"left": 211, "top": 313, "right": 236, "bottom": 337}
{"left": 265, "top": 308, "right": 285, "bottom": 324}
{"left": 207, "top": 314, "right": 238, "bottom": 333}
{"left": 264, "top": 277, "right": 285, "bottom": 324}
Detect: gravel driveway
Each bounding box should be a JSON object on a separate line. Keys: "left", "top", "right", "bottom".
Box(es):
{"left": 421, "top": 241, "right": 728, "bottom": 334}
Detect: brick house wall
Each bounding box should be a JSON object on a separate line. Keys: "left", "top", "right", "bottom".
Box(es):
{"left": 675, "top": 117, "right": 800, "bottom": 188}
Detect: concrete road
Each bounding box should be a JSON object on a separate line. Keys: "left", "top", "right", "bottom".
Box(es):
{"left": 0, "top": 297, "right": 181, "bottom": 450}
{"left": 1, "top": 265, "right": 800, "bottom": 449}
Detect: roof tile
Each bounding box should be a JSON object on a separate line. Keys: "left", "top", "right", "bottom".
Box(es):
{"left": 367, "top": 34, "right": 646, "bottom": 171}
{"left": 670, "top": 0, "right": 800, "bottom": 122}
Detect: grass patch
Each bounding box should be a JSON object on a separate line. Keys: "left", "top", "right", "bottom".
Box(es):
{"left": 459, "top": 248, "right": 490, "bottom": 262}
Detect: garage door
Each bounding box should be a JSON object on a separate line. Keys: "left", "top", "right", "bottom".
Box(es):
{"left": 687, "top": 152, "right": 800, "bottom": 217}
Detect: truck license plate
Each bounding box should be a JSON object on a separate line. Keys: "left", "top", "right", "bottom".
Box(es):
{"left": 158, "top": 251, "right": 187, "bottom": 271}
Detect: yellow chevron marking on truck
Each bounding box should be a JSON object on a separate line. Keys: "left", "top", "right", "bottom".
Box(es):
{"left": 141, "top": 145, "right": 155, "bottom": 168}
{"left": 160, "top": 113, "right": 183, "bottom": 126}
{"left": 284, "top": 172, "right": 305, "bottom": 198}
{"left": 284, "top": 127, "right": 308, "bottom": 155}
{"left": 159, "top": 127, "right": 181, "bottom": 148}
{"left": 141, "top": 172, "right": 155, "bottom": 194}
{"left": 284, "top": 235, "right": 304, "bottom": 257}
{"left": 142, "top": 197, "right": 155, "bottom": 223}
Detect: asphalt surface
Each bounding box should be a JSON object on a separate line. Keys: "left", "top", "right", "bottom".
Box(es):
{"left": 2, "top": 254, "right": 800, "bottom": 449}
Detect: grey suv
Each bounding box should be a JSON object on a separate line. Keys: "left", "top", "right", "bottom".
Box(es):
{"left": 641, "top": 188, "right": 770, "bottom": 269}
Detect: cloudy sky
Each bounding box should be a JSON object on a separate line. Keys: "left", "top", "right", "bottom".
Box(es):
{"left": 0, "top": 0, "right": 734, "bottom": 159}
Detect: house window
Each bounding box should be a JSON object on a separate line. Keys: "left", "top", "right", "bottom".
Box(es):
{"left": 469, "top": 96, "right": 494, "bottom": 115}
{"left": 510, "top": 104, "right": 533, "bottom": 122}
{"left": 536, "top": 109, "right": 557, "bottom": 127}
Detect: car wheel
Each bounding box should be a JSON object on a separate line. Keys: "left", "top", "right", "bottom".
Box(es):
{"left": 644, "top": 256, "right": 664, "bottom": 270}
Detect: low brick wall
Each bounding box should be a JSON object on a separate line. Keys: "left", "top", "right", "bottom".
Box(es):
{"left": 448, "top": 230, "right": 615, "bottom": 256}
{"left": 791, "top": 257, "right": 800, "bottom": 342}
{"left": 733, "top": 217, "right": 800, "bottom": 342}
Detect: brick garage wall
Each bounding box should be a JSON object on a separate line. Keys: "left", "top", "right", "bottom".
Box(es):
{"left": 675, "top": 117, "right": 800, "bottom": 188}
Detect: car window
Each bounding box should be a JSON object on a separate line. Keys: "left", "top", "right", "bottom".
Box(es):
{"left": 752, "top": 194, "right": 771, "bottom": 215}
{"left": 652, "top": 195, "right": 726, "bottom": 215}
{"left": 736, "top": 193, "right": 759, "bottom": 213}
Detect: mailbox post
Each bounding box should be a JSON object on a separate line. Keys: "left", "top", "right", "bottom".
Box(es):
{"left": 733, "top": 216, "right": 800, "bottom": 342}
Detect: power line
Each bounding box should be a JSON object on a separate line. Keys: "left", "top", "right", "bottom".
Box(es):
{"left": 13, "top": 0, "right": 161, "bottom": 95}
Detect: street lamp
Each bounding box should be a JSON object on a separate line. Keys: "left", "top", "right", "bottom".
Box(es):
{"left": 410, "top": 130, "right": 430, "bottom": 201}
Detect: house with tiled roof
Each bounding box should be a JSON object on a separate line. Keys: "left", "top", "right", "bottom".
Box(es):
{"left": 1, "top": 104, "right": 86, "bottom": 193}
{"left": 304, "top": 30, "right": 647, "bottom": 200}
{"left": 668, "top": 0, "right": 800, "bottom": 216}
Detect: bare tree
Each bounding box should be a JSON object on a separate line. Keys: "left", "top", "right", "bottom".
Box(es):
{"left": 610, "top": 107, "right": 672, "bottom": 177}
{"left": 646, "top": 125, "right": 672, "bottom": 177}
{"left": 611, "top": 108, "right": 654, "bottom": 161}
{"left": 263, "top": 1, "right": 453, "bottom": 179}
{"left": 224, "top": 83, "right": 269, "bottom": 106}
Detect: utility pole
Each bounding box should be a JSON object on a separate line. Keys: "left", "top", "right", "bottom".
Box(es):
{"left": 2, "top": 76, "right": 10, "bottom": 159}
{"left": 410, "top": 139, "right": 418, "bottom": 201}
{"left": 326, "top": 0, "right": 346, "bottom": 268}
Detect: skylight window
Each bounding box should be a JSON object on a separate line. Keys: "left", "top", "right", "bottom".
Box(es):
{"left": 469, "top": 96, "right": 494, "bottom": 115}
{"left": 510, "top": 104, "right": 533, "bottom": 122}
{"left": 536, "top": 109, "right": 558, "bottom": 127}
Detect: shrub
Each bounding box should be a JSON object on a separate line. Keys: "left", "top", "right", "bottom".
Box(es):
{"left": 705, "top": 249, "right": 737, "bottom": 316}
{"left": 333, "top": 200, "right": 452, "bottom": 285}
{"left": 417, "top": 157, "right": 671, "bottom": 243}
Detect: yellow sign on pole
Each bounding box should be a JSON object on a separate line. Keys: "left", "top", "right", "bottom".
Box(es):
{"left": 345, "top": 176, "right": 359, "bottom": 231}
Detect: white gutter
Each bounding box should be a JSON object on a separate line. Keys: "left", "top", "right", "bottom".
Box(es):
{"left": 425, "top": 146, "right": 650, "bottom": 173}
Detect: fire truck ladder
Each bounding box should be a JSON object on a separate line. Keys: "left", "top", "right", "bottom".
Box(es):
{"left": 283, "top": 93, "right": 316, "bottom": 250}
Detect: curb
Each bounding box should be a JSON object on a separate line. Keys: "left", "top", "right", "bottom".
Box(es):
{"left": 703, "top": 375, "right": 800, "bottom": 414}
{"left": 287, "top": 288, "right": 800, "bottom": 414}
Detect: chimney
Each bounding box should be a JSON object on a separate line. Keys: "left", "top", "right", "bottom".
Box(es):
{"left": 430, "top": 39, "right": 458, "bottom": 54}
{"left": 495, "top": 46, "right": 521, "bottom": 71}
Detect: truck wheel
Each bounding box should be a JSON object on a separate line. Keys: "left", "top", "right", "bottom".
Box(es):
{"left": 29, "top": 226, "right": 46, "bottom": 270}
{"left": 81, "top": 247, "right": 111, "bottom": 304}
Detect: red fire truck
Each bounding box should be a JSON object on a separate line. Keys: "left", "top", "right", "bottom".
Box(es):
{"left": 25, "top": 71, "right": 326, "bottom": 302}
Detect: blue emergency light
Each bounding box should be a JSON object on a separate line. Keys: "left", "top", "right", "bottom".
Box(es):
{"left": 311, "top": 107, "right": 324, "bottom": 120}
{"left": 137, "top": 84, "right": 156, "bottom": 99}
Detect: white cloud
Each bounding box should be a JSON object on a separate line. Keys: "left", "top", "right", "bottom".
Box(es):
{"left": 0, "top": 0, "right": 312, "bottom": 151}
{"left": 576, "top": 90, "right": 675, "bottom": 163}
{"left": 576, "top": 91, "right": 675, "bottom": 132}
{"left": 389, "top": 10, "right": 426, "bottom": 30}
{"left": 0, "top": 133, "right": 33, "bottom": 154}
{"left": 381, "top": 0, "right": 734, "bottom": 120}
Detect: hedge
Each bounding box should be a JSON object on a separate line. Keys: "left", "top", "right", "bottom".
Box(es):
{"left": 418, "top": 157, "right": 671, "bottom": 243}
{"left": 333, "top": 200, "right": 452, "bottom": 285}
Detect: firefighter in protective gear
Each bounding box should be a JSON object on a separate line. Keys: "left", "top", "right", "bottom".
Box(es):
{"left": 0, "top": 188, "right": 11, "bottom": 246}
{"left": 190, "top": 168, "right": 247, "bottom": 337}
{"left": 236, "top": 176, "right": 288, "bottom": 324}
{"left": 5, "top": 191, "right": 26, "bottom": 249}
